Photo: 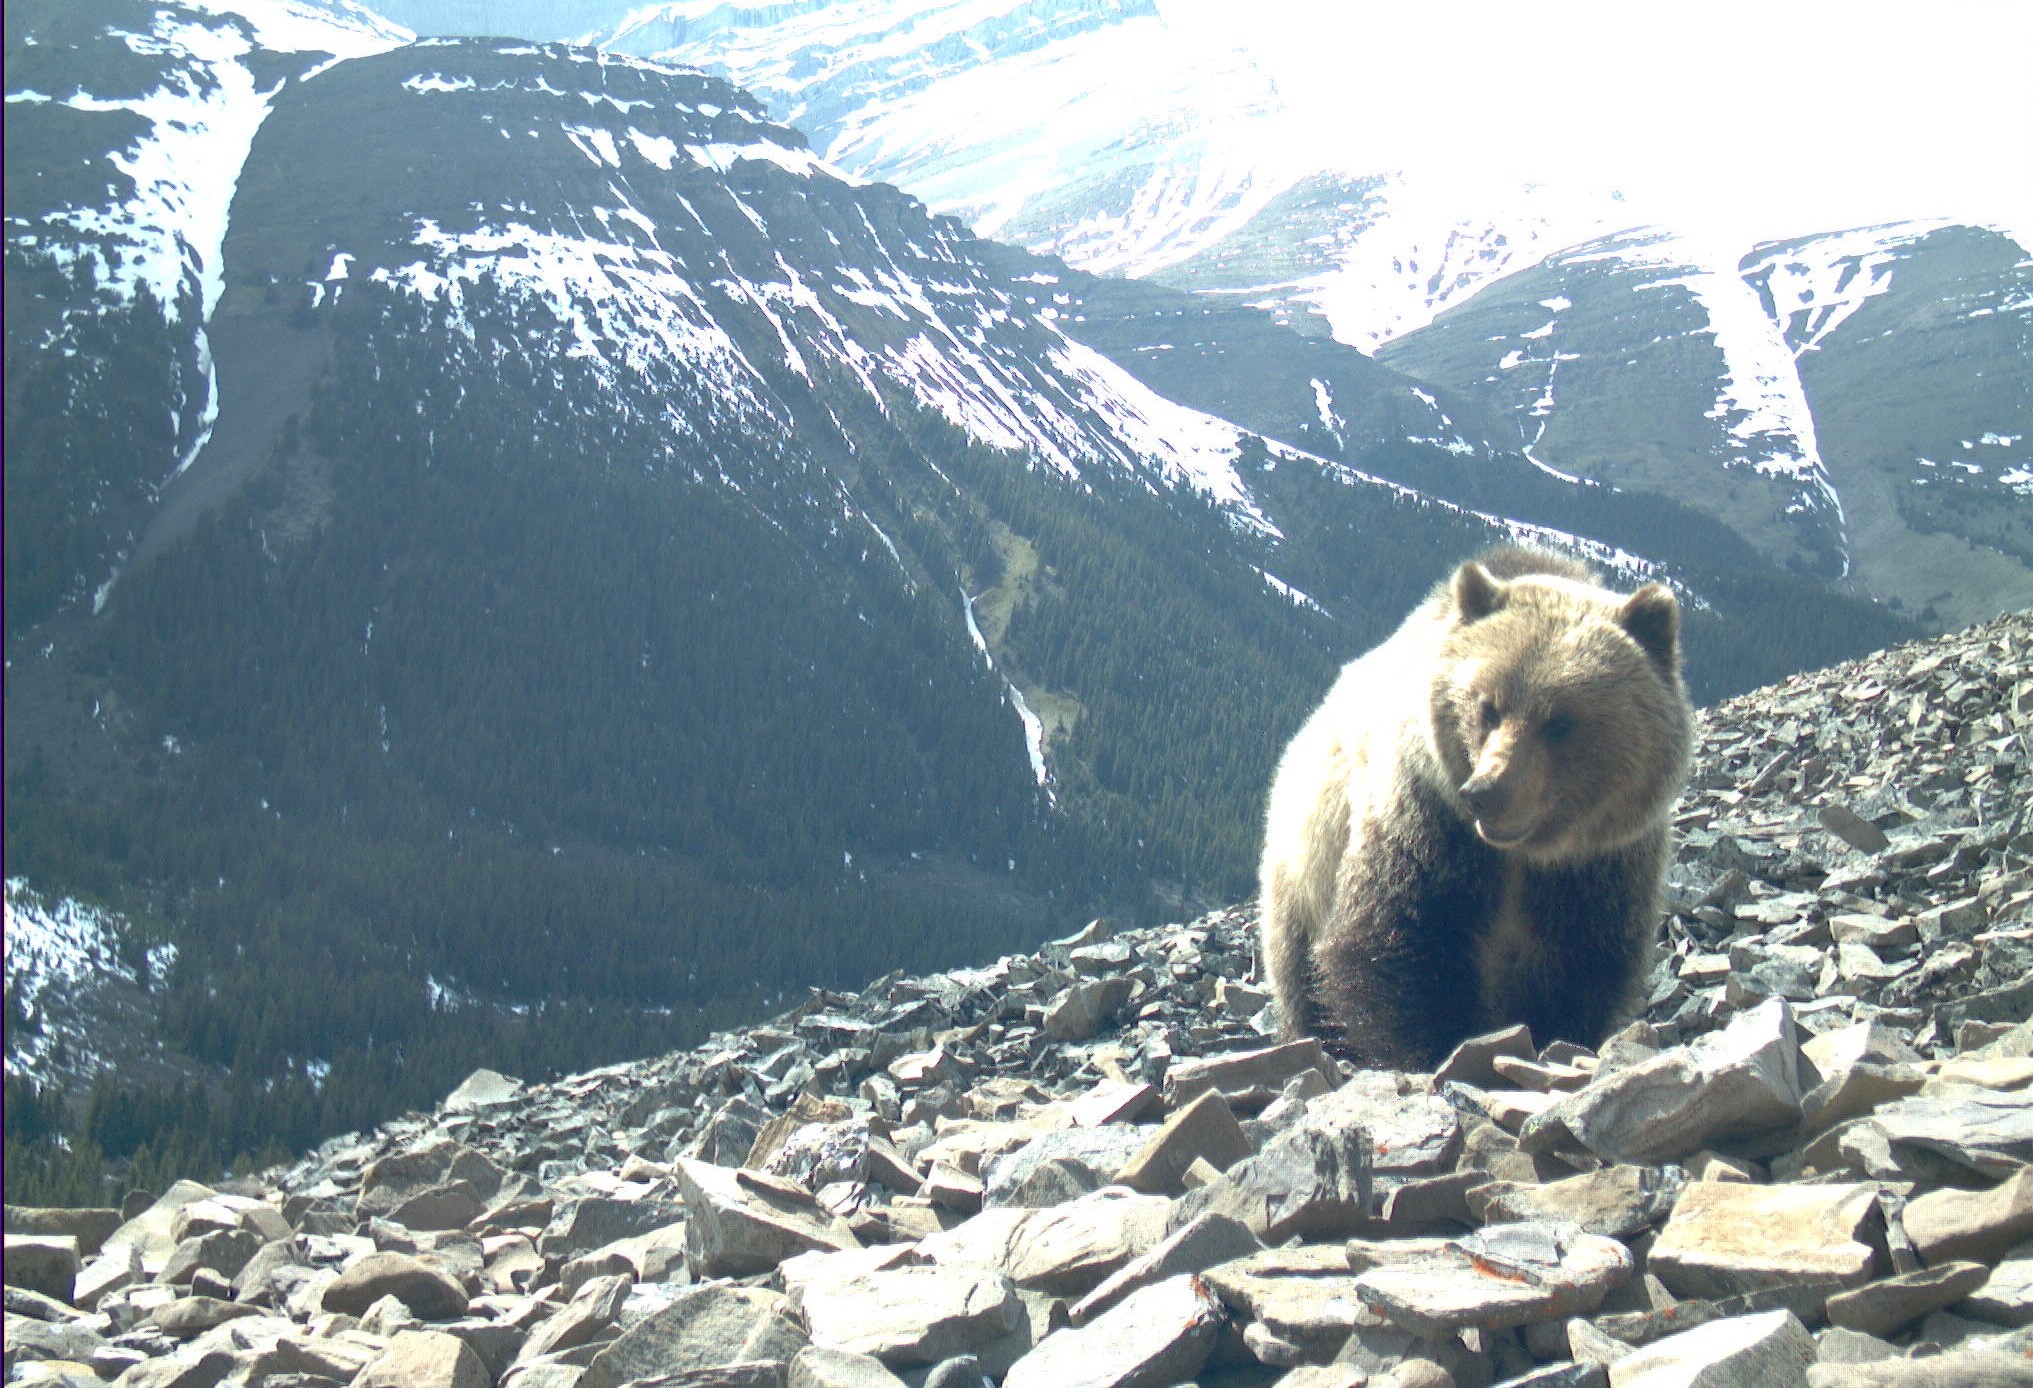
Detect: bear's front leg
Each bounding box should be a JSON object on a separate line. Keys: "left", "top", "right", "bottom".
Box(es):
{"left": 1315, "top": 794, "right": 1501, "bottom": 1070}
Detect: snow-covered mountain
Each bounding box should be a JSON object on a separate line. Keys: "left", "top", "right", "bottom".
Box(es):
{"left": 572, "top": 0, "right": 2030, "bottom": 623}
{"left": 4, "top": 0, "right": 412, "bottom": 622}
{"left": 1381, "top": 221, "right": 2032, "bottom": 623}
{"left": 0, "top": 0, "right": 1944, "bottom": 1159}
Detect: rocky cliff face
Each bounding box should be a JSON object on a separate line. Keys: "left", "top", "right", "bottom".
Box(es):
{"left": 6, "top": 611, "right": 2031, "bottom": 1386}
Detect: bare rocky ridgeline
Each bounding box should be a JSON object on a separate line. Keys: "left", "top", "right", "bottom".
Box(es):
{"left": 6, "top": 611, "right": 2031, "bottom": 1388}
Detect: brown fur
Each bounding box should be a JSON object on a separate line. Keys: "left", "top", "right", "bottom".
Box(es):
{"left": 1258, "top": 546, "right": 1691, "bottom": 1068}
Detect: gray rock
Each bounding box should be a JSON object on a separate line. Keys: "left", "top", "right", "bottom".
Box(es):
{"left": 3, "top": 1310, "right": 106, "bottom": 1367}
{"left": 1352, "top": 1221, "right": 1631, "bottom": 1337}
{"left": 321, "top": 1251, "right": 470, "bottom": 1319}
{"left": 1434, "top": 1025, "right": 1538, "bottom": 1090}
{"left": 1804, "top": 1354, "right": 2033, "bottom": 1387}
{"left": 1114, "top": 1090, "right": 1252, "bottom": 1197}
{"left": 353, "top": 1328, "right": 498, "bottom": 1388}
{"left": 1069, "top": 1212, "right": 1262, "bottom": 1325}
{"left": 1162, "top": 1040, "right": 1338, "bottom": 1113}
{"left": 146, "top": 1294, "right": 264, "bottom": 1336}
{"left": 581, "top": 1284, "right": 807, "bottom": 1388}
{"left": 516, "top": 1273, "right": 633, "bottom": 1364}
{"left": 1172, "top": 1112, "right": 1372, "bottom": 1244}
{"left": 1964, "top": 1243, "right": 2033, "bottom": 1328}
{"left": 789, "top": 1347, "right": 911, "bottom": 1388}
{"left": 1310, "top": 1077, "right": 1461, "bottom": 1187}
{"left": 1000, "top": 1274, "right": 1224, "bottom": 1388}
{"left": 1002, "top": 1187, "right": 1171, "bottom": 1295}
{"left": 1202, "top": 1245, "right": 1367, "bottom": 1358}
{"left": 919, "top": 1356, "right": 992, "bottom": 1388}
{"left": 1817, "top": 804, "right": 1892, "bottom": 854}
{"left": 984, "top": 1129, "right": 1150, "bottom": 1208}
{"left": 1824, "top": 1261, "right": 1991, "bottom": 1336}
{"left": 1647, "top": 1181, "right": 1882, "bottom": 1309}
{"left": 540, "top": 1196, "right": 685, "bottom": 1260}
{"left": 797, "top": 1264, "right": 1022, "bottom": 1365}
{"left": 1042, "top": 977, "right": 1136, "bottom": 1043}
{"left": 1532, "top": 998, "right": 1804, "bottom": 1165}
{"left": 4, "top": 1208, "right": 122, "bottom": 1259}
{"left": 229, "top": 1235, "right": 304, "bottom": 1305}
{"left": 999, "top": 1157, "right": 1103, "bottom": 1209}
{"left": 158, "top": 1229, "right": 264, "bottom": 1287}
{"left": 98, "top": 1345, "right": 238, "bottom": 1388}
{"left": 391, "top": 1182, "right": 487, "bottom": 1233}
{"left": 3, "top": 1235, "right": 80, "bottom": 1303}
{"left": 357, "top": 1139, "right": 505, "bottom": 1221}
{"left": 1903, "top": 1167, "right": 2033, "bottom": 1265}
{"left": 1606, "top": 1308, "right": 1815, "bottom": 1386}
{"left": 1848, "top": 1088, "right": 2033, "bottom": 1181}
{"left": 1474, "top": 1165, "right": 1681, "bottom": 1240}
{"left": 676, "top": 1160, "right": 860, "bottom": 1279}
{"left": 443, "top": 1068, "right": 525, "bottom": 1114}
{"left": 98, "top": 1181, "right": 220, "bottom": 1279}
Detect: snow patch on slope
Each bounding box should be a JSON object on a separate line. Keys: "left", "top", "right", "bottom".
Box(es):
{"left": 1742, "top": 221, "right": 1946, "bottom": 357}
{"left": 4, "top": 879, "right": 177, "bottom": 1082}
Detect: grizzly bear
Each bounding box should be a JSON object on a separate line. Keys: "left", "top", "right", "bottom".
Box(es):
{"left": 1259, "top": 545, "right": 1691, "bottom": 1069}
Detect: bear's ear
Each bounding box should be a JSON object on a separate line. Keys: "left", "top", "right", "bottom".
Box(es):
{"left": 1619, "top": 583, "right": 1680, "bottom": 671}
{"left": 1453, "top": 561, "right": 1506, "bottom": 622}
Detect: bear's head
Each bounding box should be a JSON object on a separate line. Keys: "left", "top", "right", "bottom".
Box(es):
{"left": 1428, "top": 554, "right": 1691, "bottom": 862}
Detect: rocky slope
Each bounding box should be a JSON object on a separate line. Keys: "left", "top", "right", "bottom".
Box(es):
{"left": 6, "top": 613, "right": 2031, "bottom": 1386}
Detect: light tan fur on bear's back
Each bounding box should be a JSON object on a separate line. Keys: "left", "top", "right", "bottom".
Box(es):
{"left": 1258, "top": 592, "right": 1452, "bottom": 1032}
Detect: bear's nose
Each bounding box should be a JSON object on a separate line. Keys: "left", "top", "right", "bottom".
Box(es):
{"left": 1460, "top": 777, "right": 1509, "bottom": 821}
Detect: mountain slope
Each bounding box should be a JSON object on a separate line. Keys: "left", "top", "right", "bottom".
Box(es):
{"left": 1380, "top": 222, "right": 2033, "bottom": 624}
{"left": 577, "top": 0, "right": 2030, "bottom": 626}
{"left": 4, "top": 3, "right": 1922, "bottom": 1179}
{"left": 2, "top": 0, "right": 410, "bottom": 628}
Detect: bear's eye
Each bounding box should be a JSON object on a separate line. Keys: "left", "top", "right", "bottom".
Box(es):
{"left": 1543, "top": 712, "right": 1577, "bottom": 743}
{"left": 1478, "top": 699, "right": 1500, "bottom": 731}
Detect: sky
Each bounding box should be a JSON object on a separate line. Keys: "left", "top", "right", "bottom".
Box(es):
{"left": 1159, "top": 0, "right": 2033, "bottom": 248}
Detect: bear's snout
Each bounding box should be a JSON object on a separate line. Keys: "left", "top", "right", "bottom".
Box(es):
{"left": 1459, "top": 774, "right": 1510, "bottom": 822}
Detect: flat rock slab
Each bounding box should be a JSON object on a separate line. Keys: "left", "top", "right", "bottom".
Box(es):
{"left": 1001, "top": 1274, "right": 1224, "bottom": 1388}
{"left": 798, "top": 1264, "right": 1022, "bottom": 1365}
{"left": 1042, "top": 976, "right": 1135, "bottom": 1042}
{"left": 1002, "top": 1188, "right": 1170, "bottom": 1295}
{"left": 789, "top": 1347, "right": 911, "bottom": 1388}
{"left": 1308, "top": 1077, "right": 1461, "bottom": 1182}
{"left": 1353, "top": 1221, "right": 1631, "bottom": 1337}
{"left": 1607, "top": 1308, "right": 1816, "bottom": 1387}
{"left": 1824, "top": 1260, "right": 1991, "bottom": 1337}
{"left": 983, "top": 1127, "right": 1150, "bottom": 1207}
{"left": 1856, "top": 1088, "right": 2033, "bottom": 1181}
{"left": 677, "top": 1160, "right": 860, "bottom": 1279}
{"left": 1202, "top": 1246, "right": 1367, "bottom": 1348}
{"left": 1963, "top": 1243, "right": 2033, "bottom": 1328}
{"left": 3, "top": 1235, "right": 80, "bottom": 1303}
{"left": 1535, "top": 999, "right": 1804, "bottom": 1165}
{"left": 1070, "top": 1212, "right": 1262, "bottom": 1325}
{"left": 1171, "top": 1114, "right": 1372, "bottom": 1245}
{"left": 1648, "top": 1181, "right": 1881, "bottom": 1306}
{"left": 1162, "top": 1040, "right": 1338, "bottom": 1112}
{"left": 1902, "top": 1166, "right": 2033, "bottom": 1265}
{"left": 1115, "top": 1090, "right": 1251, "bottom": 1196}
{"left": 147, "top": 1294, "right": 265, "bottom": 1336}
{"left": 1805, "top": 1352, "right": 2033, "bottom": 1387}
{"left": 441, "top": 1068, "right": 524, "bottom": 1114}
{"left": 1475, "top": 1165, "right": 1682, "bottom": 1240}
{"left": 581, "top": 1284, "right": 808, "bottom": 1388}
{"left": 355, "top": 1328, "right": 491, "bottom": 1388}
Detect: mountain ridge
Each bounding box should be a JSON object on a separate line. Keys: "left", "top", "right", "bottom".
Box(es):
{"left": 0, "top": 0, "right": 1964, "bottom": 1198}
